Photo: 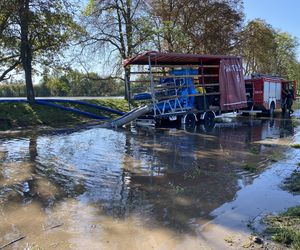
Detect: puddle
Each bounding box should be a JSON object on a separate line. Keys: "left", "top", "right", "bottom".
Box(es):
{"left": 0, "top": 114, "right": 299, "bottom": 249}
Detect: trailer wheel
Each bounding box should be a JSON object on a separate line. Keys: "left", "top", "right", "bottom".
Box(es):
{"left": 269, "top": 102, "right": 275, "bottom": 116}
{"left": 183, "top": 113, "right": 196, "bottom": 128}
{"left": 203, "top": 111, "right": 215, "bottom": 126}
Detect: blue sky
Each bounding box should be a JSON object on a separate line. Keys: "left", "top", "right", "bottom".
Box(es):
{"left": 244, "top": 0, "right": 300, "bottom": 58}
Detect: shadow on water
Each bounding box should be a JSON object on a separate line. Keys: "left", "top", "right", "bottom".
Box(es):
{"left": 0, "top": 113, "right": 299, "bottom": 248}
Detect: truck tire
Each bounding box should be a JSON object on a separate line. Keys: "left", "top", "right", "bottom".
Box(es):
{"left": 184, "top": 113, "right": 196, "bottom": 128}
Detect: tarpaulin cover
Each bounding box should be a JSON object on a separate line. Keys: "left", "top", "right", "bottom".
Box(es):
{"left": 219, "top": 58, "right": 247, "bottom": 111}
{"left": 124, "top": 51, "right": 240, "bottom": 67}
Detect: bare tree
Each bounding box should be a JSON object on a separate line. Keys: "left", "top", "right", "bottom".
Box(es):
{"left": 81, "top": 0, "right": 153, "bottom": 99}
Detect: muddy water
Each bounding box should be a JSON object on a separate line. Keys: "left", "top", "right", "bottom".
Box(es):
{"left": 0, "top": 115, "right": 300, "bottom": 249}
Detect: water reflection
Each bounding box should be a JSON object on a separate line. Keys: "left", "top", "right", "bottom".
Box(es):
{"left": 0, "top": 115, "right": 297, "bottom": 248}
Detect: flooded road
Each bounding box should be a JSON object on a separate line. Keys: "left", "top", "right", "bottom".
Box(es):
{"left": 0, "top": 114, "right": 300, "bottom": 249}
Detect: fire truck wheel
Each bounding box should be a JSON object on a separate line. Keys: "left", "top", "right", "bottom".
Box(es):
{"left": 269, "top": 102, "right": 275, "bottom": 116}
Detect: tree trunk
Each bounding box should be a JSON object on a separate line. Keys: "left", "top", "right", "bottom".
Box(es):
{"left": 124, "top": 67, "right": 131, "bottom": 101}
{"left": 19, "top": 0, "right": 35, "bottom": 102}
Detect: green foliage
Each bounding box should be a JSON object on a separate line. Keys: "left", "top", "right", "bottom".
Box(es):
{"left": 239, "top": 19, "right": 276, "bottom": 75}
{"left": 83, "top": 0, "right": 95, "bottom": 16}
{"left": 274, "top": 32, "right": 299, "bottom": 79}
{"left": 149, "top": 0, "right": 244, "bottom": 54}
{"left": 0, "top": 83, "right": 26, "bottom": 97}
{"left": 0, "top": 0, "right": 299, "bottom": 98}
{"left": 242, "top": 163, "right": 257, "bottom": 172}
{"left": 90, "top": 99, "right": 129, "bottom": 113}
{"left": 265, "top": 206, "right": 300, "bottom": 249}
{"left": 0, "top": 69, "right": 125, "bottom": 97}
{"left": 283, "top": 170, "right": 300, "bottom": 194}
{"left": 45, "top": 77, "right": 71, "bottom": 96}
{"left": 43, "top": 70, "right": 124, "bottom": 97}
{"left": 239, "top": 19, "right": 299, "bottom": 83}
{"left": 265, "top": 172, "right": 300, "bottom": 248}
{"left": 0, "top": 0, "right": 82, "bottom": 82}
{"left": 184, "top": 167, "right": 202, "bottom": 180}
{"left": 0, "top": 103, "right": 41, "bottom": 127}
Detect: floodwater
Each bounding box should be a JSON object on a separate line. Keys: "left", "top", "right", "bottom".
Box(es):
{"left": 1, "top": 114, "right": 300, "bottom": 249}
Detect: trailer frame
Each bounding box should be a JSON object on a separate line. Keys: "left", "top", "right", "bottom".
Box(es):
{"left": 124, "top": 51, "right": 247, "bottom": 127}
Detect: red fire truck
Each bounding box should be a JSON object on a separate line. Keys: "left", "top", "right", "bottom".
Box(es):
{"left": 244, "top": 74, "right": 296, "bottom": 115}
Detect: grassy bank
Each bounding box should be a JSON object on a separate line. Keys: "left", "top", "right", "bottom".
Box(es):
{"left": 283, "top": 170, "right": 300, "bottom": 194}
{"left": 0, "top": 99, "right": 129, "bottom": 131}
{"left": 265, "top": 206, "right": 300, "bottom": 249}
{"left": 264, "top": 170, "right": 300, "bottom": 249}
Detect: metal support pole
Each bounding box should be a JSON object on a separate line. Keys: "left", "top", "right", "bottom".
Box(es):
{"left": 201, "top": 59, "right": 207, "bottom": 111}
{"left": 148, "top": 54, "right": 156, "bottom": 116}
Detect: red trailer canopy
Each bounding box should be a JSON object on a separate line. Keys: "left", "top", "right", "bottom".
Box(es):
{"left": 219, "top": 58, "right": 247, "bottom": 111}
{"left": 124, "top": 51, "right": 240, "bottom": 67}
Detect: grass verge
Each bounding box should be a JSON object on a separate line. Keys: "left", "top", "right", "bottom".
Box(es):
{"left": 0, "top": 98, "right": 129, "bottom": 131}
{"left": 242, "top": 163, "right": 257, "bottom": 172}
{"left": 265, "top": 206, "right": 300, "bottom": 249}
{"left": 283, "top": 170, "right": 300, "bottom": 194}
{"left": 264, "top": 170, "right": 300, "bottom": 249}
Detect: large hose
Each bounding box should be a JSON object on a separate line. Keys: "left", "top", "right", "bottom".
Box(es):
{"left": 100, "top": 105, "right": 152, "bottom": 128}
{"left": 38, "top": 99, "right": 125, "bottom": 116}
{"left": 0, "top": 99, "right": 109, "bottom": 120}
{"left": 35, "top": 100, "right": 109, "bottom": 120}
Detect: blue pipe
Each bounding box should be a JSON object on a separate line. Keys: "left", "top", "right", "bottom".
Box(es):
{"left": 38, "top": 99, "right": 125, "bottom": 116}
{"left": 35, "top": 101, "right": 109, "bottom": 120}
{"left": 0, "top": 99, "right": 109, "bottom": 120}
{"left": 0, "top": 99, "right": 28, "bottom": 103}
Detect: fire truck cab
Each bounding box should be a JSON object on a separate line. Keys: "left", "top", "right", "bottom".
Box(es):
{"left": 244, "top": 75, "right": 296, "bottom": 115}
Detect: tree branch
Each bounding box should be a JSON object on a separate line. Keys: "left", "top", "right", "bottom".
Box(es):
{"left": 0, "top": 58, "right": 21, "bottom": 82}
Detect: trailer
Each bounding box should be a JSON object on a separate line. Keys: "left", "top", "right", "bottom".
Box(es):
{"left": 244, "top": 75, "right": 296, "bottom": 115}
{"left": 123, "top": 51, "right": 247, "bottom": 127}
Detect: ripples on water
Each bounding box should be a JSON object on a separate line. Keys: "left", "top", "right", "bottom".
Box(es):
{"left": 0, "top": 115, "right": 299, "bottom": 249}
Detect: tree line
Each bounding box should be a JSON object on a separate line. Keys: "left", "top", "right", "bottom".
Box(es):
{"left": 0, "top": 0, "right": 299, "bottom": 99}
{"left": 0, "top": 70, "right": 124, "bottom": 97}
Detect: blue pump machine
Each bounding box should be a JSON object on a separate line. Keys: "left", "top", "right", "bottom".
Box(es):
{"left": 152, "top": 68, "right": 198, "bottom": 115}
{"left": 134, "top": 68, "right": 198, "bottom": 111}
